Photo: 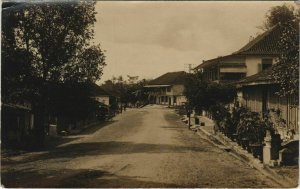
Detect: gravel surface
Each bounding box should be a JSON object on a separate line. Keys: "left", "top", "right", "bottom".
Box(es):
{"left": 1, "top": 105, "right": 280, "bottom": 188}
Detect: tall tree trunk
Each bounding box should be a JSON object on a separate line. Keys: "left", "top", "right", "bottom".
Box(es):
{"left": 32, "top": 84, "right": 47, "bottom": 150}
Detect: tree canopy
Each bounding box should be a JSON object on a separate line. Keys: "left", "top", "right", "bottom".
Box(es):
{"left": 263, "top": 4, "right": 300, "bottom": 97}
{"left": 2, "top": 2, "right": 106, "bottom": 147}
{"left": 259, "top": 4, "right": 299, "bottom": 31}
{"left": 2, "top": 2, "right": 106, "bottom": 103}
{"left": 101, "top": 76, "right": 151, "bottom": 105}
{"left": 184, "top": 71, "right": 236, "bottom": 113}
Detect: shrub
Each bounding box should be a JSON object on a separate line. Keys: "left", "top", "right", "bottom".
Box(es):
{"left": 210, "top": 104, "right": 229, "bottom": 133}
{"left": 230, "top": 106, "right": 247, "bottom": 134}
{"left": 236, "top": 110, "right": 267, "bottom": 144}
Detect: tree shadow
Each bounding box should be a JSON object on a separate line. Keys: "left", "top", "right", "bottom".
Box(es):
{"left": 44, "top": 136, "right": 83, "bottom": 150}
{"left": 1, "top": 135, "right": 82, "bottom": 160}
{"left": 164, "top": 112, "right": 185, "bottom": 125}
{"left": 9, "top": 141, "right": 211, "bottom": 164}
{"left": 1, "top": 168, "right": 183, "bottom": 188}
{"left": 1, "top": 120, "right": 118, "bottom": 156}
{"left": 78, "top": 120, "right": 117, "bottom": 135}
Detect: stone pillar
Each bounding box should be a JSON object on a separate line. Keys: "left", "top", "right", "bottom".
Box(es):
{"left": 263, "top": 130, "right": 272, "bottom": 164}
{"left": 49, "top": 124, "right": 57, "bottom": 136}
{"left": 263, "top": 130, "right": 281, "bottom": 166}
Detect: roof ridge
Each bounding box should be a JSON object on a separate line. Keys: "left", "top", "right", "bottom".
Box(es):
{"left": 233, "top": 25, "right": 279, "bottom": 55}
{"left": 148, "top": 71, "right": 187, "bottom": 85}
{"left": 194, "top": 54, "right": 239, "bottom": 70}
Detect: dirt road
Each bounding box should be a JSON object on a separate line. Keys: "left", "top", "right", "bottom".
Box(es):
{"left": 1, "top": 105, "right": 279, "bottom": 187}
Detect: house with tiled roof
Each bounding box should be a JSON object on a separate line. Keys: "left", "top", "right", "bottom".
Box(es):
{"left": 194, "top": 25, "right": 283, "bottom": 83}
{"left": 236, "top": 67, "right": 299, "bottom": 141}
{"left": 90, "top": 83, "right": 111, "bottom": 106}
{"left": 144, "top": 71, "right": 188, "bottom": 106}
{"left": 2, "top": 101, "right": 34, "bottom": 148}
{"left": 90, "top": 83, "right": 114, "bottom": 106}
{"left": 193, "top": 24, "right": 299, "bottom": 140}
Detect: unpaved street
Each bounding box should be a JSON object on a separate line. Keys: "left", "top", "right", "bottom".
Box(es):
{"left": 2, "top": 105, "right": 279, "bottom": 188}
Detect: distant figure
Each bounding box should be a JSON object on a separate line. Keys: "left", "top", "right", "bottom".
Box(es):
{"left": 124, "top": 104, "right": 127, "bottom": 111}
{"left": 120, "top": 104, "right": 123, "bottom": 113}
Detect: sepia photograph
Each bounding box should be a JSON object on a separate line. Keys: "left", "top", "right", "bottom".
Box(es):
{"left": 1, "top": 0, "right": 299, "bottom": 188}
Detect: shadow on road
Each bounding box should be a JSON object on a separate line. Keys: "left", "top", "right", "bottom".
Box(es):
{"left": 78, "top": 120, "right": 117, "bottom": 135}
{"left": 1, "top": 120, "right": 117, "bottom": 157}
{"left": 2, "top": 168, "right": 182, "bottom": 188}
{"left": 6, "top": 140, "right": 212, "bottom": 165}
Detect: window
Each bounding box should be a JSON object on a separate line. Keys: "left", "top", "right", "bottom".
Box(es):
{"left": 262, "top": 58, "right": 272, "bottom": 70}
{"left": 220, "top": 73, "right": 245, "bottom": 81}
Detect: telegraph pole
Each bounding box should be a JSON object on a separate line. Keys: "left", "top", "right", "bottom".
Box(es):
{"left": 184, "top": 63, "right": 194, "bottom": 73}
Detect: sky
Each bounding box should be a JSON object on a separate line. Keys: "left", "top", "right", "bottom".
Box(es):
{"left": 93, "top": 1, "right": 292, "bottom": 83}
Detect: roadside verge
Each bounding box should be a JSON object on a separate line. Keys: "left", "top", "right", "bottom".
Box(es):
{"left": 182, "top": 115, "right": 297, "bottom": 188}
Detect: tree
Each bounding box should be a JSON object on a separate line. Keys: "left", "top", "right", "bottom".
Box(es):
{"left": 271, "top": 21, "right": 299, "bottom": 97}
{"left": 259, "top": 4, "right": 298, "bottom": 31}
{"left": 2, "top": 2, "right": 106, "bottom": 148}
{"left": 262, "top": 4, "right": 300, "bottom": 97}
{"left": 47, "top": 82, "right": 98, "bottom": 128}
{"left": 2, "top": 3, "right": 35, "bottom": 103}
{"left": 184, "top": 72, "right": 208, "bottom": 113}
{"left": 184, "top": 71, "right": 236, "bottom": 114}
{"left": 101, "top": 76, "right": 151, "bottom": 106}
{"left": 184, "top": 72, "right": 236, "bottom": 131}
{"left": 127, "top": 75, "right": 139, "bottom": 84}
{"left": 11, "top": 2, "right": 106, "bottom": 84}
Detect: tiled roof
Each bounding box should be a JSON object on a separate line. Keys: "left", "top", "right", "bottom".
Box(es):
{"left": 233, "top": 25, "right": 283, "bottom": 55}
{"left": 193, "top": 54, "right": 237, "bottom": 70}
{"left": 148, "top": 71, "right": 188, "bottom": 85}
{"left": 90, "top": 83, "right": 111, "bottom": 96}
{"left": 194, "top": 25, "right": 283, "bottom": 70}
{"left": 237, "top": 67, "right": 274, "bottom": 86}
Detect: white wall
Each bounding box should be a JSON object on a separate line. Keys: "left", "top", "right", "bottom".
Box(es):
{"left": 155, "top": 95, "right": 186, "bottom": 106}
{"left": 245, "top": 55, "right": 278, "bottom": 77}
{"left": 245, "top": 56, "right": 261, "bottom": 77}
{"left": 95, "top": 96, "right": 110, "bottom": 106}
{"left": 166, "top": 85, "right": 185, "bottom": 96}
{"left": 150, "top": 85, "right": 186, "bottom": 106}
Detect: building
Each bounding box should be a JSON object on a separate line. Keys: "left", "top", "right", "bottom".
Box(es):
{"left": 237, "top": 67, "right": 299, "bottom": 141}
{"left": 144, "top": 71, "right": 188, "bottom": 106}
{"left": 90, "top": 83, "right": 113, "bottom": 106}
{"left": 1, "top": 102, "right": 34, "bottom": 148}
{"left": 193, "top": 25, "right": 283, "bottom": 83}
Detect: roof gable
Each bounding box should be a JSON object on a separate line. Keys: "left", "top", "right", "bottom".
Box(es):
{"left": 193, "top": 54, "right": 244, "bottom": 70}
{"left": 194, "top": 25, "right": 284, "bottom": 70}
{"left": 234, "top": 25, "right": 283, "bottom": 55}
{"left": 148, "top": 71, "right": 188, "bottom": 85}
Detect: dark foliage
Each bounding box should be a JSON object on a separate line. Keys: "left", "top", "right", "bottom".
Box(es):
{"left": 260, "top": 4, "right": 299, "bottom": 97}
{"left": 1, "top": 2, "right": 106, "bottom": 148}
{"left": 184, "top": 71, "right": 236, "bottom": 113}
{"left": 101, "top": 77, "right": 151, "bottom": 106}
